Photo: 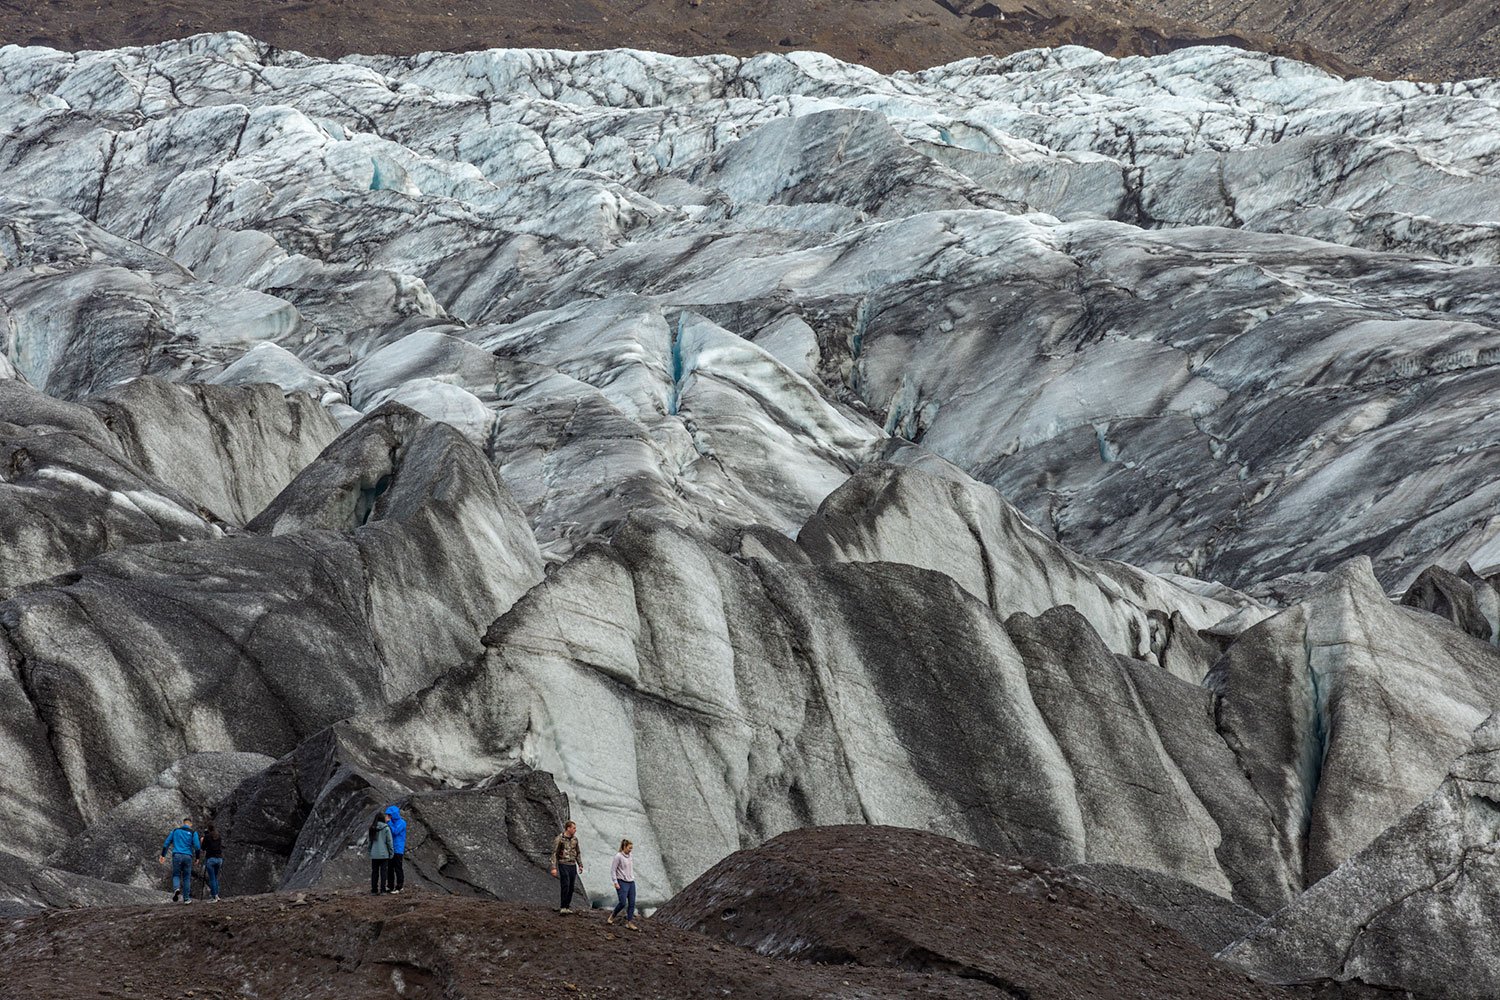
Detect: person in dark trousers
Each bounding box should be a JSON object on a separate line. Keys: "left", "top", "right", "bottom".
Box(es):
{"left": 550, "top": 820, "right": 584, "bottom": 914}
{"left": 201, "top": 822, "right": 225, "bottom": 902}
{"left": 158, "top": 817, "right": 201, "bottom": 904}
{"left": 383, "top": 805, "right": 407, "bottom": 894}
{"left": 368, "top": 811, "right": 394, "bottom": 894}
{"left": 608, "top": 838, "right": 639, "bottom": 930}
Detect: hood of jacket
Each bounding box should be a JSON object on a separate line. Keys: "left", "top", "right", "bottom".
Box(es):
{"left": 384, "top": 805, "right": 408, "bottom": 852}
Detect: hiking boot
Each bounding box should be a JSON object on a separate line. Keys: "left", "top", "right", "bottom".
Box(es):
{"left": 606, "top": 914, "right": 614, "bottom": 925}
{"left": 171, "top": 889, "right": 181, "bottom": 903}
{"left": 625, "top": 920, "right": 639, "bottom": 931}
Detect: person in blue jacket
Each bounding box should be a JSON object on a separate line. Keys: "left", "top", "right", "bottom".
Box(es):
{"left": 384, "top": 805, "right": 408, "bottom": 894}
{"left": 158, "top": 817, "right": 201, "bottom": 903}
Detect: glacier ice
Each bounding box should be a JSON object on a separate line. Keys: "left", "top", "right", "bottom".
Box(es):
{"left": 2, "top": 32, "right": 1500, "bottom": 995}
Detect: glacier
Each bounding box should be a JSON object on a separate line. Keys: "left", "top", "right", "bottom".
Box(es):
{"left": 3, "top": 31, "right": 1500, "bottom": 996}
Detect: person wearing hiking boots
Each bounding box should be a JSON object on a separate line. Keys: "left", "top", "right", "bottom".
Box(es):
{"left": 158, "top": 817, "right": 201, "bottom": 904}
{"left": 383, "top": 805, "right": 407, "bottom": 894}
{"left": 201, "top": 822, "right": 225, "bottom": 902}
{"left": 551, "top": 820, "right": 585, "bottom": 914}
{"left": 608, "top": 838, "right": 639, "bottom": 930}
{"left": 367, "top": 811, "right": 395, "bottom": 894}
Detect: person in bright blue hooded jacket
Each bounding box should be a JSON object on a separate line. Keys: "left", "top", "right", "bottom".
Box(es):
{"left": 158, "top": 817, "right": 201, "bottom": 903}
{"left": 384, "top": 805, "right": 408, "bottom": 894}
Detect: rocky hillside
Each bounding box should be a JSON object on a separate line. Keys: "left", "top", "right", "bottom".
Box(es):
{"left": 4, "top": 31, "right": 1500, "bottom": 999}
{"left": 1121, "top": 0, "right": 1500, "bottom": 81}
{"left": 0, "top": 0, "right": 1358, "bottom": 75}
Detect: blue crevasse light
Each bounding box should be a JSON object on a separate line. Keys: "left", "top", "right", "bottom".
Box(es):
{"left": 370, "top": 157, "right": 389, "bottom": 191}
{"left": 1095, "top": 422, "right": 1118, "bottom": 463}
{"left": 668, "top": 313, "right": 687, "bottom": 416}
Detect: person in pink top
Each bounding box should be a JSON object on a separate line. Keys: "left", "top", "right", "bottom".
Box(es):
{"left": 607, "top": 839, "right": 639, "bottom": 930}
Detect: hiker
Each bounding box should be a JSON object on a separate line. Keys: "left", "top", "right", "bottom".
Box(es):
{"left": 550, "top": 820, "right": 585, "bottom": 914}
{"left": 368, "top": 811, "right": 395, "bottom": 895}
{"left": 158, "top": 817, "right": 201, "bottom": 904}
{"left": 201, "top": 822, "right": 225, "bottom": 902}
{"left": 384, "top": 805, "right": 407, "bottom": 894}
{"left": 608, "top": 838, "right": 639, "bottom": 930}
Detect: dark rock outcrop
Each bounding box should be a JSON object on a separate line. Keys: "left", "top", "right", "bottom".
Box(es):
{"left": 213, "top": 726, "right": 566, "bottom": 903}
{"left": 1401, "top": 564, "right": 1492, "bottom": 642}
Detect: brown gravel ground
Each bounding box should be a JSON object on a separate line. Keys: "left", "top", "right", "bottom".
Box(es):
{"left": 0, "top": 826, "right": 1417, "bottom": 999}
{"left": 0, "top": 889, "right": 1006, "bottom": 1000}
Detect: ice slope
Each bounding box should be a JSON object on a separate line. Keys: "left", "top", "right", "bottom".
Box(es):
{"left": 3, "top": 35, "right": 1500, "bottom": 583}
{"left": 4, "top": 34, "right": 1500, "bottom": 995}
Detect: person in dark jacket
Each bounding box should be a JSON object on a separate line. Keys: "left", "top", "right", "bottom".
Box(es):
{"left": 158, "top": 818, "right": 201, "bottom": 903}
{"left": 368, "top": 813, "right": 394, "bottom": 895}
{"left": 550, "top": 820, "right": 585, "bottom": 914}
{"left": 201, "top": 823, "right": 224, "bottom": 902}
{"left": 383, "top": 805, "right": 407, "bottom": 894}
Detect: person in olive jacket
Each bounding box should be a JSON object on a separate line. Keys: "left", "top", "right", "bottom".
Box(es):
{"left": 367, "top": 812, "right": 395, "bottom": 894}
{"left": 551, "top": 820, "right": 585, "bottom": 914}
